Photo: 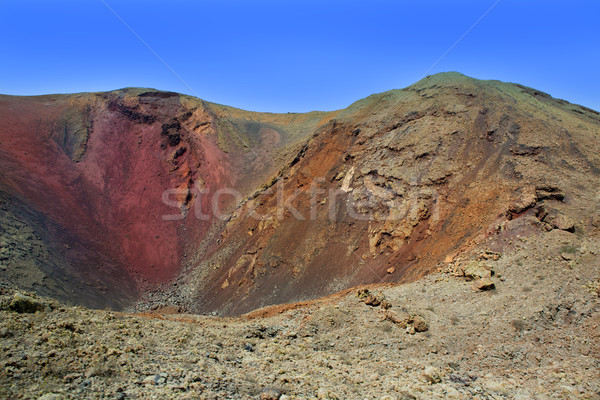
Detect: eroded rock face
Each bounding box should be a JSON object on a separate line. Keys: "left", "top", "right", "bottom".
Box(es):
{"left": 1, "top": 73, "right": 599, "bottom": 313}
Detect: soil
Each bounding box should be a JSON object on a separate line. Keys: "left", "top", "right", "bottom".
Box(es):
{"left": 1, "top": 224, "right": 599, "bottom": 399}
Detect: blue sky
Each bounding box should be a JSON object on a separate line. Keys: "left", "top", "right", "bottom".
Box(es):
{"left": 1, "top": 1, "right": 598, "bottom": 113}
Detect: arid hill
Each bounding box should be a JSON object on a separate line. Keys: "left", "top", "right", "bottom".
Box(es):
{"left": 1, "top": 72, "right": 599, "bottom": 315}
{"left": 1, "top": 73, "right": 600, "bottom": 400}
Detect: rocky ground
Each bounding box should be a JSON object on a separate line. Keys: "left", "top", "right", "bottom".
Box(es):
{"left": 1, "top": 221, "right": 599, "bottom": 399}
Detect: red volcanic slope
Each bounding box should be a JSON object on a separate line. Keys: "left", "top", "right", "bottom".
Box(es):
{"left": 0, "top": 89, "right": 328, "bottom": 309}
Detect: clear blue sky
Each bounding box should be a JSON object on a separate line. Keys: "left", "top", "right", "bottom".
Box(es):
{"left": 1, "top": 1, "right": 598, "bottom": 113}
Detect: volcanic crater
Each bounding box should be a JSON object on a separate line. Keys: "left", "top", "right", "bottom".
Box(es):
{"left": 1, "top": 72, "right": 599, "bottom": 316}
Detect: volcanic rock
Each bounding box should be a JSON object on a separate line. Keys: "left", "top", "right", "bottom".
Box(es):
{"left": 475, "top": 278, "right": 496, "bottom": 291}
{"left": 8, "top": 293, "right": 45, "bottom": 313}
{"left": 462, "top": 261, "right": 494, "bottom": 280}
{"left": 259, "top": 388, "right": 282, "bottom": 400}
{"left": 422, "top": 366, "right": 442, "bottom": 384}
{"left": 412, "top": 315, "right": 429, "bottom": 332}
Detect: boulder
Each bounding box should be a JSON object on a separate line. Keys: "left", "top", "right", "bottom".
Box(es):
{"left": 462, "top": 261, "right": 493, "bottom": 280}
{"left": 422, "top": 366, "right": 442, "bottom": 384}
{"left": 9, "top": 293, "right": 45, "bottom": 313}
{"left": 475, "top": 278, "right": 495, "bottom": 291}
{"left": 259, "top": 388, "right": 282, "bottom": 400}
{"left": 412, "top": 315, "right": 429, "bottom": 332}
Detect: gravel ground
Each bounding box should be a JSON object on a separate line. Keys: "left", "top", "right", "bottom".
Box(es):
{"left": 1, "top": 226, "right": 599, "bottom": 400}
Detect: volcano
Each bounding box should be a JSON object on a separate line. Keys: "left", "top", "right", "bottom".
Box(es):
{"left": 1, "top": 72, "right": 599, "bottom": 315}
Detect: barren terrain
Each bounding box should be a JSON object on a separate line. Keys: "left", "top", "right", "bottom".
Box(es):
{"left": 1, "top": 73, "right": 599, "bottom": 399}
